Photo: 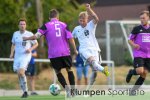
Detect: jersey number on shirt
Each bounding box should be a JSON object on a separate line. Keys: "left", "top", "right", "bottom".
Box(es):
{"left": 22, "top": 40, "right": 26, "bottom": 47}
{"left": 84, "top": 30, "right": 89, "bottom": 37}
{"left": 55, "top": 24, "right": 61, "bottom": 37}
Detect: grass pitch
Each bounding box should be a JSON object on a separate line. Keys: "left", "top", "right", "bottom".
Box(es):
{"left": 0, "top": 95, "right": 64, "bottom": 100}
{"left": 0, "top": 93, "right": 150, "bottom": 100}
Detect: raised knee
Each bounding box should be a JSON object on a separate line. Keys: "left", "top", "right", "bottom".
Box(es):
{"left": 141, "top": 71, "right": 147, "bottom": 78}
{"left": 136, "top": 70, "right": 144, "bottom": 75}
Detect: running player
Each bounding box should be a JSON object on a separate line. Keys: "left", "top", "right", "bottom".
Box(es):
{"left": 126, "top": 11, "right": 150, "bottom": 95}
{"left": 9, "top": 18, "right": 38, "bottom": 98}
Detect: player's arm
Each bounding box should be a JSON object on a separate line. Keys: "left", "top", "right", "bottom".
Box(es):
{"left": 32, "top": 51, "right": 37, "bottom": 57}
{"left": 23, "top": 24, "right": 46, "bottom": 40}
{"left": 86, "top": 3, "right": 99, "bottom": 24}
{"left": 128, "top": 27, "right": 140, "bottom": 50}
{"left": 72, "top": 52, "right": 77, "bottom": 64}
{"left": 65, "top": 25, "right": 78, "bottom": 55}
{"left": 68, "top": 38, "right": 78, "bottom": 55}
{"left": 23, "top": 32, "right": 42, "bottom": 41}
{"left": 10, "top": 43, "right": 15, "bottom": 58}
{"left": 26, "top": 42, "right": 38, "bottom": 53}
{"left": 128, "top": 40, "right": 140, "bottom": 50}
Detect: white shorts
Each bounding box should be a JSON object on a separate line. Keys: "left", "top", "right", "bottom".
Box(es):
{"left": 13, "top": 54, "right": 31, "bottom": 72}
{"left": 79, "top": 49, "right": 102, "bottom": 64}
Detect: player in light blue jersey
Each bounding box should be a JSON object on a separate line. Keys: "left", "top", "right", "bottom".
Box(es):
{"left": 10, "top": 18, "right": 38, "bottom": 98}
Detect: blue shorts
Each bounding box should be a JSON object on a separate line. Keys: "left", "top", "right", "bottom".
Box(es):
{"left": 76, "top": 64, "right": 89, "bottom": 80}
{"left": 25, "top": 64, "right": 36, "bottom": 76}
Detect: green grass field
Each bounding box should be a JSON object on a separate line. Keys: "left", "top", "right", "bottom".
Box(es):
{"left": 0, "top": 93, "right": 150, "bottom": 100}
{"left": 0, "top": 95, "right": 64, "bottom": 100}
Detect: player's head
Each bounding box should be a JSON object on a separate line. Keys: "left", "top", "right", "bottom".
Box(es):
{"left": 139, "top": 10, "right": 150, "bottom": 26}
{"left": 18, "top": 18, "right": 27, "bottom": 32}
{"left": 49, "top": 9, "right": 59, "bottom": 19}
{"left": 78, "top": 11, "right": 88, "bottom": 27}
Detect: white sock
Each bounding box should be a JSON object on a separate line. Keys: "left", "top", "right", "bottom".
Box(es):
{"left": 19, "top": 76, "right": 24, "bottom": 91}
{"left": 91, "top": 60, "right": 104, "bottom": 72}
{"left": 20, "top": 75, "right": 28, "bottom": 92}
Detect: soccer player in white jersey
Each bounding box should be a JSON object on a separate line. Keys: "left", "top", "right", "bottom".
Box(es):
{"left": 9, "top": 18, "right": 38, "bottom": 98}
{"left": 72, "top": 4, "right": 109, "bottom": 87}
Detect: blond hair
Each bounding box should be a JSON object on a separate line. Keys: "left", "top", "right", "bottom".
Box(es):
{"left": 140, "top": 10, "right": 150, "bottom": 17}
{"left": 79, "top": 11, "right": 88, "bottom": 18}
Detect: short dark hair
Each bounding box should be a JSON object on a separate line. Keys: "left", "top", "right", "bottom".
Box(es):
{"left": 140, "top": 10, "right": 150, "bottom": 17}
{"left": 18, "top": 18, "right": 27, "bottom": 24}
{"left": 49, "top": 9, "right": 59, "bottom": 18}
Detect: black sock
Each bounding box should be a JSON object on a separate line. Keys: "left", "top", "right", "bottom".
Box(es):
{"left": 57, "top": 73, "right": 68, "bottom": 89}
{"left": 135, "top": 76, "right": 145, "bottom": 85}
{"left": 68, "top": 71, "right": 75, "bottom": 89}
{"left": 132, "top": 76, "right": 145, "bottom": 91}
{"left": 131, "top": 69, "right": 138, "bottom": 75}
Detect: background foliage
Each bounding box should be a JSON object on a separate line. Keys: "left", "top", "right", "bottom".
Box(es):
{"left": 0, "top": 0, "right": 85, "bottom": 72}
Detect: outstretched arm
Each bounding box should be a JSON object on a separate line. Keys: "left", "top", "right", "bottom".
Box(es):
{"left": 23, "top": 32, "right": 42, "bottom": 40}
{"left": 10, "top": 44, "right": 15, "bottom": 58}
{"left": 86, "top": 3, "right": 99, "bottom": 24}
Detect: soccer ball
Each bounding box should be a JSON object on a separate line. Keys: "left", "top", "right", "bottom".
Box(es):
{"left": 49, "top": 84, "right": 61, "bottom": 96}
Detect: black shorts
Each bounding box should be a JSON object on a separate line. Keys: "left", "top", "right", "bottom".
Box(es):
{"left": 133, "top": 57, "right": 150, "bottom": 71}
{"left": 50, "top": 56, "right": 72, "bottom": 72}
{"left": 25, "top": 64, "right": 36, "bottom": 76}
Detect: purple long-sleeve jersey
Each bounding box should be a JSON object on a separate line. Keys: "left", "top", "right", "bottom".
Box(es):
{"left": 129, "top": 25, "right": 150, "bottom": 58}
{"left": 38, "top": 19, "right": 73, "bottom": 58}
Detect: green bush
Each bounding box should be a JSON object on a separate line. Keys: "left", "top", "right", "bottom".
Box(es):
{"left": 124, "top": 51, "right": 133, "bottom": 65}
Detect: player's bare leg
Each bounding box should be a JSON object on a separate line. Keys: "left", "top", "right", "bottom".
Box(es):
{"left": 29, "top": 76, "right": 38, "bottom": 95}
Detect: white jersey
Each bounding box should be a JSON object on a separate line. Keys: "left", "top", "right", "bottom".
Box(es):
{"left": 72, "top": 20, "right": 100, "bottom": 52}
{"left": 11, "top": 30, "right": 37, "bottom": 71}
